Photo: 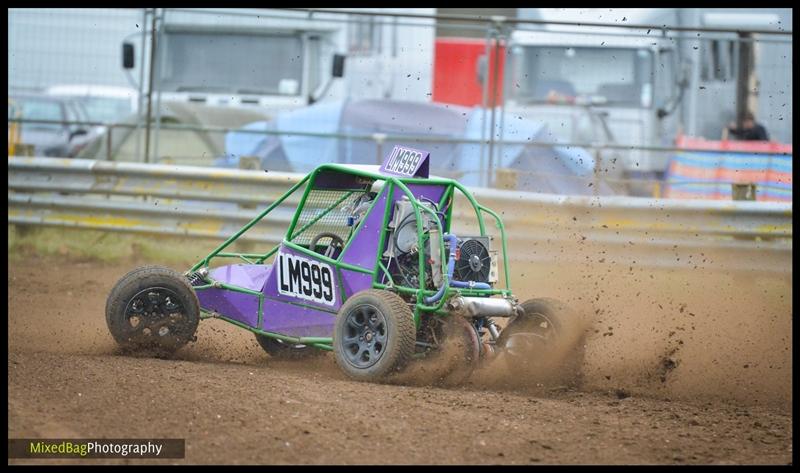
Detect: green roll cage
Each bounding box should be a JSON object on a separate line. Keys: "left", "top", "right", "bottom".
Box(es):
{"left": 186, "top": 163, "right": 512, "bottom": 351}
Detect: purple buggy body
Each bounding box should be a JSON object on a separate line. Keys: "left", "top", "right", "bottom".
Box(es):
{"left": 195, "top": 176, "right": 447, "bottom": 338}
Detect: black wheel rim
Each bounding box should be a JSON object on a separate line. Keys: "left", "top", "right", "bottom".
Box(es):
{"left": 504, "top": 312, "right": 558, "bottom": 360}
{"left": 341, "top": 303, "right": 388, "bottom": 369}
{"left": 124, "top": 287, "right": 189, "bottom": 342}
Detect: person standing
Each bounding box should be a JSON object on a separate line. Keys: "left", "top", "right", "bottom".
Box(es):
{"left": 726, "top": 111, "right": 770, "bottom": 141}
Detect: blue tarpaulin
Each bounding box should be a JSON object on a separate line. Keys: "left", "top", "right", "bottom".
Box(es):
{"left": 216, "top": 99, "right": 612, "bottom": 195}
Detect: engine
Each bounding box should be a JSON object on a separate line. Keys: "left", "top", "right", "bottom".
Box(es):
{"left": 382, "top": 197, "right": 496, "bottom": 289}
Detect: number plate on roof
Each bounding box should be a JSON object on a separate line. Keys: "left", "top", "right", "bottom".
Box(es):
{"left": 380, "top": 145, "right": 430, "bottom": 178}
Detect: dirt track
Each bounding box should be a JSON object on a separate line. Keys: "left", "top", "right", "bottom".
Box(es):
{"left": 7, "top": 255, "right": 793, "bottom": 464}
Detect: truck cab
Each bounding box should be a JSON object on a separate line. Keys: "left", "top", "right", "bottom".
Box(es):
{"left": 122, "top": 9, "right": 438, "bottom": 116}
{"left": 505, "top": 30, "right": 686, "bottom": 177}
{"left": 153, "top": 25, "right": 342, "bottom": 113}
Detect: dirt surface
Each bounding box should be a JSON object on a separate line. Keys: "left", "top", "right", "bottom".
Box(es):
{"left": 8, "top": 255, "right": 793, "bottom": 464}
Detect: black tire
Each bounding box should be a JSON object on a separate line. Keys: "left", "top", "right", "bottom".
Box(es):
{"left": 105, "top": 265, "right": 200, "bottom": 355}
{"left": 254, "top": 334, "right": 323, "bottom": 360}
{"left": 496, "top": 298, "right": 585, "bottom": 387}
{"left": 413, "top": 315, "right": 481, "bottom": 387}
{"left": 333, "top": 289, "right": 416, "bottom": 382}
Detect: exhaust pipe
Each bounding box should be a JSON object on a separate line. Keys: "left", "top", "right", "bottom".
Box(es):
{"left": 447, "top": 296, "right": 521, "bottom": 318}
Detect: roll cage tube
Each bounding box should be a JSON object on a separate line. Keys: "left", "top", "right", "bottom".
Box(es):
{"left": 187, "top": 172, "right": 311, "bottom": 274}
{"left": 438, "top": 180, "right": 510, "bottom": 292}
{"left": 423, "top": 232, "right": 457, "bottom": 305}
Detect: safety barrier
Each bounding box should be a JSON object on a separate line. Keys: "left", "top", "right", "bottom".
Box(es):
{"left": 8, "top": 156, "right": 792, "bottom": 273}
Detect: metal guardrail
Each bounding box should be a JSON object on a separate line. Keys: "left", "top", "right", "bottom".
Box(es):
{"left": 7, "top": 156, "right": 792, "bottom": 273}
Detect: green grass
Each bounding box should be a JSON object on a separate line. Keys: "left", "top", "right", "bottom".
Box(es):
{"left": 7, "top": 224, "right": 235, "bottom": 267}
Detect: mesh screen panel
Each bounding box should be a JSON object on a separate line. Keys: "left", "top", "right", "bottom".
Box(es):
{"left": 290, "top": 189, "right": 367, "bottom": 246}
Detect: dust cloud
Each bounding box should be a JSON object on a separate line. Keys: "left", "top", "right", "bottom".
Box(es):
{"left": 485, "top": 238, "right": 793, "bottom": 410}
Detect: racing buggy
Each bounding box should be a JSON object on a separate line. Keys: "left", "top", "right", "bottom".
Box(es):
{"left": 106, "top": 146, "right": 583, "bottom": 385}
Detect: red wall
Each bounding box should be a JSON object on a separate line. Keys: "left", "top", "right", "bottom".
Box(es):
{"left": 432, "top": 38, "right": 505, "bottom": 107}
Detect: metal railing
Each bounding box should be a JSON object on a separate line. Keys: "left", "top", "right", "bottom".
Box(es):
{"left": 11, "top": 117, "right": 795, "bottom": 157}
{"left": 7, "top": 156, "right": 791, "bottom": 274}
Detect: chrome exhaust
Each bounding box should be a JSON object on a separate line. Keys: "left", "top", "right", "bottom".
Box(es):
{"left": 446, "top": 296, "right": 521, "bottom": 318}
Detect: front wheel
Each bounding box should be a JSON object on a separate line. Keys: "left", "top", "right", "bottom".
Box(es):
{"left": 497, "top": 298, "right": 585, "bottom": 386}
{"left": 105, "top": 265, "right": 200, "bottom": 355}
{"left": 333, "top": 290, "right": 416, "bottom": 382}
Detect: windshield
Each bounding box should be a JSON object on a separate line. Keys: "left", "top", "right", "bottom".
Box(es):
{"left": 509, "top": 46, "right": 654, "bottom": 108}
{"left": 160, "top": 31, "right": 304, "bottom": 96}
{"left": 10, "top": 97, "right": 63, "bottom": 130}
{"left": 76, "top": 97, "right": 133, "bottom": 124}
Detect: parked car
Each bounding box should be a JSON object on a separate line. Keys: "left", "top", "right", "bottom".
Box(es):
{"left": 46, "top": 84, "right": 139, "bottom": 125}
{"left": 76, "top": 100, "right": 270, "bottom": 165}
{"left": 7, "top": 93, "right": 95, "bottom": 157}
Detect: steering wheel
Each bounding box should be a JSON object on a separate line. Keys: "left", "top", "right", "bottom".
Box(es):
{"left": 309, "top": 232, "right": 345, "bottom": 259}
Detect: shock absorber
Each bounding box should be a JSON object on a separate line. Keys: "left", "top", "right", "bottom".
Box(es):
{"left": 480, "top": 318, "right": 501, "bottom": 359}
{"left": 475, "top": 317, "right": 500, "bottom": 358}
{"left": 186, "top": 267, "right": 209, "bottom": 286}
{"left": 486, "top": 319, "right": 501, "bottom": 341}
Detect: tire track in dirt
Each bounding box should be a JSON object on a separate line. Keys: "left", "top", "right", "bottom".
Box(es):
{"left": 7, "top": 255, "right": 793, "bottom": 464}
{"left": 8, "top": 350, "right": 792, "bottom": 464}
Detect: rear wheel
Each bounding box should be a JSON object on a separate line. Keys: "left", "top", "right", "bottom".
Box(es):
{"left": 497, "top": 298, "right": 584, "bottom": 386}
{"left": 414, "top": 315, "right": 481, "bottom": 386}
{"left": 254, "top": 334, "right": 323, "bottom": 359}
{"left": 105, "top": 265, "right": 200, "bottom": 356}
{"left": 333, "top": 290, "right": 416, "bottom": 382}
